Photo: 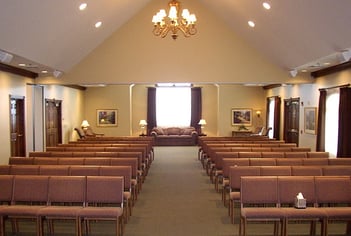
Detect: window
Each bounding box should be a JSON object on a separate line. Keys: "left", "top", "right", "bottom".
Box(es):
{"left": 156, "top": 86, "right": 191, "bottom": 127}
{"left": 325, "top": 89, "right": 339, "bottom": 157}
{"left": 267, "top": 98, "right": 275, "bottom": 139}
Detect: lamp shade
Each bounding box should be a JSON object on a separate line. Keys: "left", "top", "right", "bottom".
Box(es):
{"left": 139, "top": 120, "right": 147, "bottom": 126}
{"left": 81, "top": 120, "right": 90, "bottom": 128}
{"left": 198, "top": 119, "right": 207, "bottom": 125}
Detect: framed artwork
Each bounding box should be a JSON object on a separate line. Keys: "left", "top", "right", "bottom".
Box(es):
{"left": 231, "top": 108, "right": 252, "bottom": 126}
{"left": 96, "top": 109, "right": 118, "bottom": 126}
{"left": 304, "top": 107, "right": 317, "bottom": 134}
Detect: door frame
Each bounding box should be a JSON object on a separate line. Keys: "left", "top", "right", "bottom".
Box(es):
{"left": 9, "top": 95, "right": 26, "bottom": 156}
{"left": 283, "top": 97, "right": 300, "bottom": 146}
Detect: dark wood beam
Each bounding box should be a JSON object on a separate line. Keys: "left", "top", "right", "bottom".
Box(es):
{"left": 311, "top": 61, "right": 351, "bottom": 78}
{"left": 0, "top": 62, "right": 38, "bottom": 78}
{"left": 263, "top": 84, "right": 282, "bottom": 90}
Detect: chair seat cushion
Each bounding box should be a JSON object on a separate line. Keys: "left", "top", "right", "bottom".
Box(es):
{"left": 241, "top": 207, "right": 284, "bottom": 219}
{"left": 38, "top": 206, "right": 83, "bottom": 217}
{"left": 229, "top": 191, "right": 240, "bottom": 200}
{"left": 283, "top": 207, "right": 327, "bottom": 218}
{"left": 2, "top": 205, "right": 46, "bottom": 216}
{"left": 323, "top": 207, "right": 351, "bottom": 218}
{"left": 78, "top": 207, "right": 123, "bottom": 218}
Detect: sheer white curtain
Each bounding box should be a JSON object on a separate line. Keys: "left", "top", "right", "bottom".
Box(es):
{"left": 156, "top": 87, "right": 191, "bottom": 127}
{"left": 325, "top": 89, "right": 339, "bottom": 157}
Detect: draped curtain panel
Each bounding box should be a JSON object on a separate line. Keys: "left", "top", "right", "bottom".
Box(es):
{"left": 273, "top": 96, "right": 281, "bottom": 140}
{"left": 316, "top": 90, "right": 326, "bottom": 151}
{"left": 147, "top": 87, "right": 157, "bottom": 135}
{"left": 190, "top": 87, "right": 202, "bottom": 134}
{"left": 337, "top": 87, "right": 351, "bottom": 157}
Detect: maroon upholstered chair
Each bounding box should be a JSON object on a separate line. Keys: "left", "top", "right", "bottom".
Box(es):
{"left": 315, "top": 176, "right": 351, "bottom": 236}
{"left": 0, "top": 175, "right": 14, "bottom": 236}
{"left": 69, "top": 166, "right": 100, "bottom": 176}
{"left": 278, "top": 176, "right": 326, "bottom": 236}
{"left": 1, "top": 175, "right": 49, "bottom": 236}
{"left": 78, "top": 176, "right": 124, "bottom": 236}
{"left": 38, "top": 176, "right": 86, "bottom": 236}
{"left": 229, "top": 166, "right": 260, "bottom": 224}
{"left": 99, "top": 166, "right": 133, "bottom": 222}
{"left": 322, "top": 166, "right": 351, "bottom": 176}
{"left": 8, "top": 157, "right": 34, "bottom": 165}
{"left": 240, "top": 176, "right": 283, "bottom": 236}
{"left": 260, "top": 166, "right": 291, "bottom": 176}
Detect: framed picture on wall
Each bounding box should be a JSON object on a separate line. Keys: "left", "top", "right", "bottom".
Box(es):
{"left": 304, "top": 107, "right": 317, "bottom": 134}
{"left": 231, "top": 108, "right": 252, "bottom": 126}
{"left": 96, "top": 109, "right": 118, "bottom": 126}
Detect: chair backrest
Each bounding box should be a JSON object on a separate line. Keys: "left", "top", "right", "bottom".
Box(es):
{"left": 276, "top": 158, "right": 303, "bottom": 166}
{"left": 284, "top": 152, "right": 307, "bottom": 158}
{"left": 238, "top": 152, "right": 262, "bottom": 158}
{"left": 70, "top": 166, "right": 100, "bottom": 176}
{"left": 99, "top": 166, "right": 132, "bottom": 190}
{"left": 58, "top": 157, "right": 85, "bottom": 165}
{"left": 8, "top": 157, "right": 34, "bottom": 165}
{"left": 86, "top": 176, "right": 124, "bottom": 205}
{"left": 0, "top": 165, "right": 10, "bottom": 174}
{"left": 12, "top": 175, "right": 49, "bottom": 203}
{"left": 110, "top": 158, "right": 138, "bottom": 178}
{"left": 84, "top": 158, "right": 111, "bottom": 166}
{"left": 322, "top": 166, "right": 351, "bottom": 176}
{"left": 307, "top": 152, "right": 329, "bottom": 158}
{"left": 302, "top": 158, "right": 329, "bottom": 166}
{"left": 47, "top": 176, "right": 86, "bottom": 204}
{"left": 241, "top": 176, "right": 278, "bottom": 205}
{"left": 10, "top": 165, "right": 40, "bottom": 175}
{"left": 278, "top": 176, "right": 316, "bottom": 206}
{"left": 261, "top": 152, "right": 285, "bottom": 158}
{"left": 33, "top": 157, "right": 59, "bottom": 165}
{"left": 229, "top": 166, "right": 260, "bottom": 190}
{"left": 249, "top": 158, "right": 276, "bottom": 166}
{"left": 0, "top": 175, "right": 14, "bottom": 203}
{"left": 315, "top": 176, "right": 351, "bottom": 204}
{"left": 291, "top": 166, "right": 323, "bottom": 176}
{"left": 260, "top": 166, "right": 291, "bottom": 176}
{"left": 39, "top": 165, "right": 69, "bottom": 175}
{"left": 222, "top": 158, "right": 250, "bottom": 178}
{"left": 328, "top": 158, "right": 351, "bottom": 165}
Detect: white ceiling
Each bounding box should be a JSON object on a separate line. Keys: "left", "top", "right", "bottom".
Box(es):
{"left": 0, "top": 0, "right": 351, "bottom": 78}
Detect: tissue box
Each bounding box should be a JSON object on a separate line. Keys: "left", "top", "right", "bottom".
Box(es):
{"left": 294, "top": 197, "right": 306, "bottom": 209}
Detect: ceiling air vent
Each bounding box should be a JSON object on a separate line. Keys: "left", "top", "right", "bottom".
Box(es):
{"left": 0, "top": 50, "right": 13, "bottom": 63}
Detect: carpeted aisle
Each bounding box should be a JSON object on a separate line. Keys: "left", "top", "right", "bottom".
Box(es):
{"left": 124, "top": 146, "right": 235, "bottom": 236}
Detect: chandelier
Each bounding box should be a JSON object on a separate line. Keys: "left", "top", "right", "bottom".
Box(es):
{"left": 152, "top": 0, "right": 197, "bottom": 40}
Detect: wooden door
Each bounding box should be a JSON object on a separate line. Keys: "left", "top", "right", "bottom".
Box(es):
{"left": 10, "top": 96, "right": 26, "bottom": 156}
{"left": 45, "top": 99, "right": 62, "bottom": 147}
{"left": 284, "top": 98, "right": 300, "bottom": 146}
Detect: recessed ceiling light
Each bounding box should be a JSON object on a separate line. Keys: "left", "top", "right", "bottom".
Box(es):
{"left": 263, "top": 2, "right": 271, "bottom": 10}
{"left": 18, "top": 63, "right": 26, "bottom": 67}
{"left": 95, "top": 21, "right": 102, "bottom": 28}
{"left": 41, "top": 70, "right": 48, "bottom": 73}
{"left": 79, "top": 3, "right": 87, "bottom": 11}
{"left": 301, "top": 69, "right": 308, "bottom": 73}
{"left": 248, "top": 21, "right": 255, "bottom": 28}
{"left": 323, "top": 62, "right": 331, "bottom": 66}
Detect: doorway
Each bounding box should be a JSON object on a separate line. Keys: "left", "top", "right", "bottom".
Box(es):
{"left": 45, "top": 99, "right": 62, "bottom": 147}
{"left": 284, "top": 97, "right": 300, "bottom": 146}
{"left": 9, "top": 96, "right": 26, "bottom": 156}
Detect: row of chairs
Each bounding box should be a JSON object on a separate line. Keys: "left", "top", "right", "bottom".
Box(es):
{"left": 0, "top": 164, "right": 135, "bottom": 222}
{"left": 240, "top": 176, "right": 351, "bottom": 236}
{"left": 0, "top": 175, "right": 124, "bottom": 236}
{"left": 227, "top": 165, "right": 351, "bottom": 224}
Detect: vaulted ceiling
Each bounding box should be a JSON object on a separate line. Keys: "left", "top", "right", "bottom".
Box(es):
{"left": 0, "top": 0, "right": 350, "bottom": 83}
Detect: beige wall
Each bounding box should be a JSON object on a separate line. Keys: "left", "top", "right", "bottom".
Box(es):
{"left": 84, "top": 85, "right": 132, "bottom": 136}
{"left": 85, "top": 83, "right": 265, "bottom": 138}
{"left": 266, "top": 68, "right": 351, "bottom": 151}
{"left": 60, "top": 0, "right": 310, "bottom": 86}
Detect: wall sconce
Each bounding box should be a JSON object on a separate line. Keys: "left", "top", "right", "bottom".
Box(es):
{"left": 198, "top": 119, "right": 207, "bottom": 135}
{"left": 256, "top": 111, "right": 261, "bottom": 118}
{"left": 139, "top": 119, "right": 148, "bottom": 136}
